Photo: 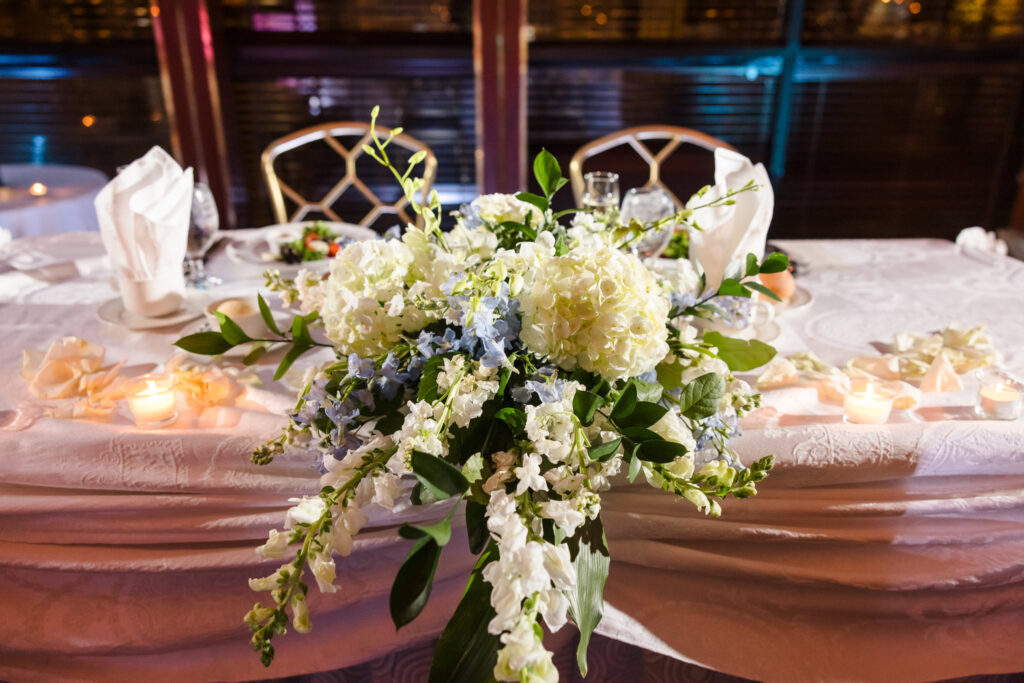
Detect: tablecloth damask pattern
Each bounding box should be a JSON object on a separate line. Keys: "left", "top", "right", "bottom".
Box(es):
{"left": 1, "top": 235, "right": 1022, "bottom": 682}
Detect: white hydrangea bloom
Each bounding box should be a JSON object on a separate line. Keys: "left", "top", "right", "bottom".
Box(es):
{"left": 472, "top": 193, "right": 544, "bottom": 226}
{"left": 319, "top": 238, "right": 431, "bottom": 356}
{"left": 518, "top": 244, "right": 671, "bottom": 381}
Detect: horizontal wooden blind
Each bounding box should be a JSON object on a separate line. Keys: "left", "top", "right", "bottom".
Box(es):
{"left": 0, "top": 0, "right": 154, "bottom": 42}
{"left": 803, "top": 0, "right": 1024, "bottom": 44}
{"left": 779, "top": 70, "right": 1024, "bottom": 238}
{"left": 219, "top": 0, "right": 471, "bottom": 34}
{"left": 529, "top": 0, "right": 786, "bottom": 43}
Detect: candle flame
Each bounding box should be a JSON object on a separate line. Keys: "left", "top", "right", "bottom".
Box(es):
{"left": 139, "top": 379, "right": 162, "bottom": 396}
{"left": 29, "top": 182, "right": 47, "bottom": 196}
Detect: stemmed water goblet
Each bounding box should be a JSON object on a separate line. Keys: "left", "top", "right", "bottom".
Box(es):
{"left": 184, "top": 182, "right": 222, "bottom": 289}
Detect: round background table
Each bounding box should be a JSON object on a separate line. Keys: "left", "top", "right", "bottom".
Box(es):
{"left": 0, "top": 164, "right": 107, "bottom": 239}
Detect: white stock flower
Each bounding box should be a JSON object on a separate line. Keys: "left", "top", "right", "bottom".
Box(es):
{"left": 539, "top": 587, "right": 570, "bottom": 632}
{"left": 514, "top": 452, "right": 548, "bottom": 495}
{"left": 255, "top": 528, "right": 289, "bottom": 560}
{"left": 649, "top": 409, "right": 697, "bottom": 452}
{"left": 372, "top": 472, "right": 400, "bottom": 509}
{"left": 524, "top": 399, "right": 578, "bottom": 464}
{"left": 487, "top": 489, "right": 528, "bottom": 553}
{"left": 472, "top": 193, "right": 544, "bottom": 226}
{"left": 518, "top": 244, "right": 670, "bottom": 381}
{"left": 293, "top": 268, "right": 325, "bottom": 315}
{"left": 394, "top": 400, "right": 446, "bottom": 465}
{"left": 494, "top": 615, "right": 555, "bottom": 682}
{"left": 309, "top": 549, "right": 338, "bottom": 593}
{"left": 541, "top": 542, "right": 576, "bottom": 591}
{"left": 285, "top": 496, "right": 326, "bottom": 528}
{"left": 539, "top": 498, "right": 586, "bottom": 536}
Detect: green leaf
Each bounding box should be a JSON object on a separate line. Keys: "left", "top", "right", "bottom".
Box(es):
{"left": 291, "top": 314, "right": 312, "bottom": 346}
{"left": 618, "top": 426, "right": 661, "bottom": 443}
{"left": 566, "top": 516, "right": 610, "bottom": 677}
{"left": 412, "top": 450, "right": 469, "bottom": 500}
{"left": 258, "top": 293, "right": 282, "bottom": 336}
{"left": 744, "top": 281, "right": 783, "bottom": 302}
{"left": 759, "top": 252, "right": 789, "bottom": 274}
{"left": 213, "top": 311, "right": 252, "bottom": 346}
{"left": 587, "top": 438, "right": 621, "bottom": 463}
{"left": 272, "top": 338, "right": 312, "bottom": 381}
{"left": 242, "top": 343, "right": 268, "bottom": 366}
{"left": 461, "top": 452, "right": 486, "bottom": 484}
{"left": 703, "top": 331, "right": 777, "bottom": 372}
{"left": 390, "top": 536, "right": 442, "bottom": 629}
{"left": 745, "top": 253, "right": 759, "bottom": 277}
{"left": 174, "top": 331, "right": 234, "bottom": 355}
{"left": 533, "top": 148, "right": 562, "bottom": 198}
{"left": 633, "top": 379, "right": 663, "bottom": 403}
{"left": 610, "top": 383, "right": 638, "bottom": 423}
{"left": 678, "top": 372, "right": 725, "bottom": 420}
{"left": 399, "top": 501, "right": 458, "bottom": 547}
{"left": 429, "top": 544, "right": 500, "bottom": 683}
{"left": 636, "top": 439, "right": 689, "bottom": 463}
{"left": 376, "top": 411, "right": 405, "bottom": 435}
{"left": 515, "top": 191, "right": 550, "bottom": 213}
{"left": 717, "top": 278, "right": 750, "bottom": 298}
{"left": 618, "top": 401, "right": 667, "bottom": 429}
{"left": 417, "top": 354, "right": 452, "bottom": 402}
{"left": 572, "top": 390, "right": 604, "bottom": 427}
{"left": 465, "top": 500, "right": 489, "bottom": 554}
{"left": 494, "top": 406, "right": 526, "bottom": 433}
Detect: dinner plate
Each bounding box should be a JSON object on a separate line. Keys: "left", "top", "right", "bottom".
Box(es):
{"left": 773, "top": 285, "right": 813, "bottom": 312}
{"left": 225, "top": 221, "right": 377, "bottom": 272}
{"left": 97, "top": 297, "right": 203, "bottom": 330}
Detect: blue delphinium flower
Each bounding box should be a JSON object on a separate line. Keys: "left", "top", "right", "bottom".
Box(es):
{"left": 669, "top": 291, "right": 697, "bottom": 311}
{"left": 347, "top": 354, "right": 375, "bottom": 380}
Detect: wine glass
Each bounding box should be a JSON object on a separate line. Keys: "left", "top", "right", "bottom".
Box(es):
{"left": 581, "top": 171, "right": 620, "bottom": 220}
{"left": 619, "top": 186, "right": 677, "bottom": 258}
{"left": 185, "top": 182, "right": 222, "bottom": 288}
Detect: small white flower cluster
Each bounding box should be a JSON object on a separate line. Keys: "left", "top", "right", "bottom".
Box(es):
{"left": 436, "top": 356, "right": 500, "bottom": 428}
{"left": 484, "top": 489, "right": 574, "bottom": 683}
{"left": 519, "top": 244, "right": 671, "bottom": 381}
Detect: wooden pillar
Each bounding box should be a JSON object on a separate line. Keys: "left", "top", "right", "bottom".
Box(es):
{"left": 151, "top": 0, "right": 235, "bottom": 228}
{"left": 474, "top": 0, "right": 527, "bottom": 193}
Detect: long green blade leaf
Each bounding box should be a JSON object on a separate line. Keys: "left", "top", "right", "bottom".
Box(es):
{"left": 566, "top": 516, "right": 610, "bottom": 677}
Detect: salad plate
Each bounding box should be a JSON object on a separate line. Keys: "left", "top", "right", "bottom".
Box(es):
{"left": 226, "top": 221, "right": 378, "bottom": 272}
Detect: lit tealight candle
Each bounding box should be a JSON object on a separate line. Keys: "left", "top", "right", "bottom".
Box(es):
{"left": 976, "top": 369, "right": 1022, "bottom": 421}
{"left": 126, "top": 374, "right": 178, "bottom": 428}
{"left": 843, "top": 380, "right": 894, "bottom": 425}
{"left": 29, "top": 182, "right": 48, "bottom": 196}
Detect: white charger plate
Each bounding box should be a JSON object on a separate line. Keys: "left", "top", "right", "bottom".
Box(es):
{"left": 97, "top": 297, "right": 203, "bottom": 330}
{"left": 225, "top": 221, "right": 377, "bottom": 272}
{"left": 773, "top": 285, "right": 813, "bottom": 312}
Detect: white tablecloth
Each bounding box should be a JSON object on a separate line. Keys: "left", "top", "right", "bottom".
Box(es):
{"left": 1, "top": 234, "right": 1022, "bottom": 683}
{"left": 0, "top": 164, "right": 107, "bottom": 239}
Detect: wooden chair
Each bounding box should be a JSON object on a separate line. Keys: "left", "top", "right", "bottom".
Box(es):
{"left": 569, "top": 125, "right": 736, "bottom": 209}
{"left": 261, "top": 122, "right": 437, "bottom": 227}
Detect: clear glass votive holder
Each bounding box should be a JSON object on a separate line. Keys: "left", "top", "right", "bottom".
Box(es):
{"left": 975, "top": 368, "right": 1022, "bottom": 421}
{"left": 125, "top": 373, "right": 179, "bottom": 428}
{"left": 843, "top": 378, "right": 894, "bottom": 425}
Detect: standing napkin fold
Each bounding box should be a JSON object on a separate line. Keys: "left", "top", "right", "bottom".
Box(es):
{"left": 94, "top": 146, "right": 193, "bottom": 282}
{"left": 687, "top": 148, "right": 774, "bottom": 292}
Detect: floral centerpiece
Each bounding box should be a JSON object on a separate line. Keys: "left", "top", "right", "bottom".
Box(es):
{"left": 176, "top": 108, "right": 785, "bottom": 683}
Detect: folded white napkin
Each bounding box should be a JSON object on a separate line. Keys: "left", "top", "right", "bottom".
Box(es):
{"left": 687, "top": 148, "right": 774, "bottom": 292}
{"left": 955, "top": 226, "right": 1007, "bottom": 257}
{"left": 94, "top": 146, "right": 193, "bottom": 281}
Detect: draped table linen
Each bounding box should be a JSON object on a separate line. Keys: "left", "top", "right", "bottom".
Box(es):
{"left": 0, "top": 234, "right": 1022, "bottom": 682}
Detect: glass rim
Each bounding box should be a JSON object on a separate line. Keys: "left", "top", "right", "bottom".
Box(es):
{"left": 583, "top": 171, "right": 619, "bottom": 182}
